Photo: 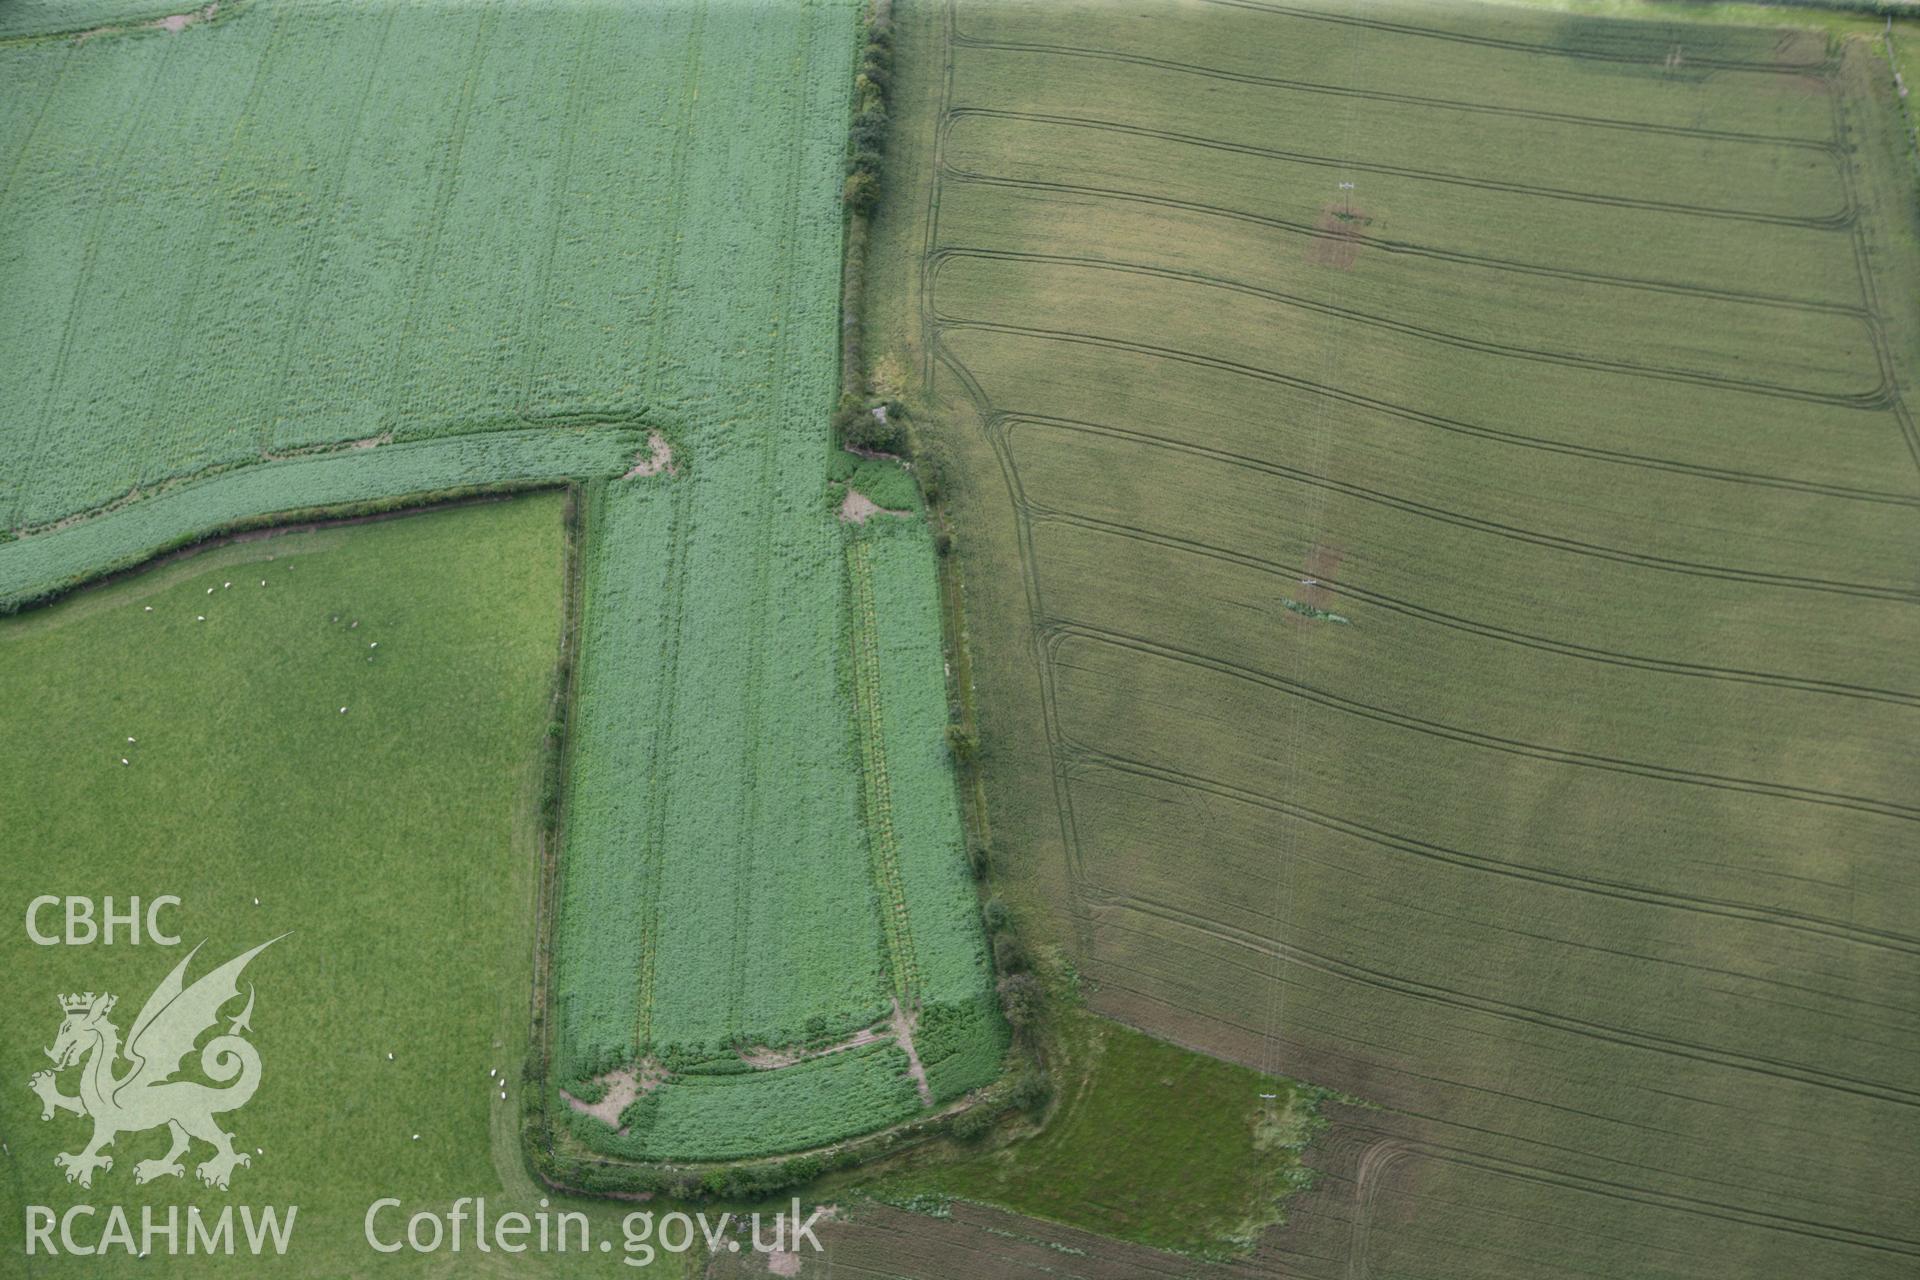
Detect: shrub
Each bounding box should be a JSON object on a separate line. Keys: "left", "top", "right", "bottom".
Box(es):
{"left": 996, "top": 972, "right": 1042, "bottom": 1027}
{"left": 844, "top": 171, "right": 879, "bottom": 214}
{"left": 965, "top": 837, "right": 991, "bottom": 879}
{"left": 1009, "top": 1069, "right": 1051, "bottom": 1113}
{"left": 781, "top": 1154, "right": 824, "bottom": 1184}
{"left": 951, "top": 1106, "right": 995, "bottom": 1142}
{"left": 946, "top": 724, "right": 978, "bottom": 764}
{"left": 835, "top": 402, "right": 904, "bottom": 453}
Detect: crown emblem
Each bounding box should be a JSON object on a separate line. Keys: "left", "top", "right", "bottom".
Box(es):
{"left": 60, "top": 992, "right": 99, "bottom": 1014}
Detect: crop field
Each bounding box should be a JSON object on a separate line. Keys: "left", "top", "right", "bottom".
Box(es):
{"left": 553, "top": 476, "right": 1002, "bottom": 1160}
{"left": 0, "top": 0, "right": 818, "bottom": 556}
{"left": 2, "top": 0, "right": 1000, "bottom": 1176}
{"left": 866, "top": 0, "right": 1920, "bottom": 1274}
{"left": 0, "top": 497, "right": 701, "bottom": 1278}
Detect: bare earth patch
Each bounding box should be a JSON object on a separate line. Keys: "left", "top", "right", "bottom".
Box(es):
{"left": 738, "top": 1002, "right": 931, "bottom": 1106}
{"left": 260, "top": 431, "right": 390, "bottom": 463}
{"left": 839, "top": 488, "right": 908, "bottom": 525}
{"left": 621, "top": 432, "right": 674, "bottom": 479}
{"left": 1283, "top": 541, "right": 1347, "bottom": 627}
{"left": 1299, "top": 542, "right": 1345, "bottom": 610}
{"left": 1307, "top": 204, "right": 1371, "bottom": 270}
{"left": 81, "top": 2, "right": 218, "bottom": 40}
{"left": 157, "top": 5, "right": 216, "bottom": 32}
{"left": 890, "top": 1000, "right": 935, "bottom": 1107}
{"left": 559, "top": 1059, "right": 667, "bottom": 1132}
{"left": 739, "top": 1023, "right": 888, "bottom": 1070}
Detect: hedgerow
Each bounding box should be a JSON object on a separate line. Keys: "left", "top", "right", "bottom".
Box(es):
{"left": 0, "top": 429, "right": 640, "bottom": 612}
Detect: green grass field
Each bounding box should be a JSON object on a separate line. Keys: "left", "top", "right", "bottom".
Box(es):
{"left": 0, "top": 496, "right": 695, "bottom": 1276}
{"left": 864, "top": 0, "right": 1920, "bottom": 1275}
{"left": 870, "top": 1012, "right": 1318, "bottom": 1258}
{"left": 1, "top": 0, "right": 1002, "bottom": 1173}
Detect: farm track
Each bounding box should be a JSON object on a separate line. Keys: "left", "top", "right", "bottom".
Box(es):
{"left": 949, "top": 33, "right": 1842, "bottom": 151}
{"left": 1086, "top": 895, "right": 1920, "bottom": 1113}
{"left": 726, "top": 8, "right": 819, "bottom": 1037}
{"left": 1045, "top": 622, "right": 1920, "bottom": 822}
{"left": 1197, "top": 0, "right": 1836, "bottom": 74}
{"left": 1029, "top": 509, "right": 1920, "bottom": 707}
{"left": 516, "top": 9, "right": 602, "bottom": 418}
{"left": 383, "top": 1, "right": 497, "bottom": 429}
{"left": 940, "top": 166, "right": 1871, "bottom": 321}
{"left": 8, "top": 39, "right": 177, "bottom": 531}
{"left": 849, "top": 536, "right": 925, "bottom": 1003}
{"left": 931, "top": 248, "right": 1888, "bottom": 407}
{"left": 0, "top": 30, "right": 68, "bottom": 211}
{"left": 1002, "top": 411, "right": 1920, "bottom": 603}
{"left": 1324, "top": 1133, "right": 1920, "bottom": 1264}
{"left": 259, "top": 6, "right": 398, "bottom": 453}
{"left": 941, "top": 108, "right": 1856, "bottom": 229}
{"left": 641, "top": 0, "right": 707, "bottom": 399}
{"left": 966, "top": 333, "right": 1914, "bottom": 503}
{"left": 630, "top": 479, "right": 694, "bottom": 1053}
{"left": 1070, "top": 751, "right": 1920, "bottom": 958}
{"left": 630, "top": 0, "right": 707, "bottom": 1053}
{"left": 1828, "top": 73, "right": 1920, "bottom": 476}
{"left": 917, "top": 0, "right": 1106, "bottom": 964}
{"left": 136, "top": 7, "right": 284, "bottom": 485}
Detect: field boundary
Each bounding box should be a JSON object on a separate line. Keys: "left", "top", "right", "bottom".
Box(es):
{"left": 0, "top": 422, "right": 651, "bottom": 612}
{"left": 0, "top": 480, "right": 591, "bottom": 616}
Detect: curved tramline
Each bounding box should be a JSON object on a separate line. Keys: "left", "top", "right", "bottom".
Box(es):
{"left": 878, "top": 0, "right": 1920, "bottom": 1273}
{"left": 851, "top": 532, "right": 927, "bottom": 1003}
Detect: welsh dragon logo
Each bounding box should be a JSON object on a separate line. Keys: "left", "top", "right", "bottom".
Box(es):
{"left": 27, "top": 937, "right": 281, "bottom": 1190}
